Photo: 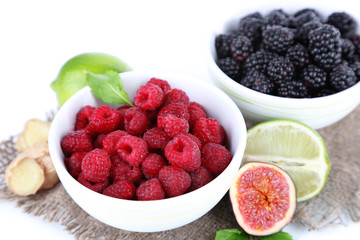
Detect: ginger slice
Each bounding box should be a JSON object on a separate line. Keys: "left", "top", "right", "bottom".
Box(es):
{"left": 15, "top": 119, "right": 51, "bottom": 152}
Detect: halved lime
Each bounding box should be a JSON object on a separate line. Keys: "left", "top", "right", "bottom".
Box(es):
{"left": 243, "top": 120, "right": 331, "bottom": 202}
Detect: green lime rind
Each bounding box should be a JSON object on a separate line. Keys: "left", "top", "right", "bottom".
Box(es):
{"left": 243, "top": 119, "right": 331, "bottom": 202}
{"left": 51, "top": 52, "right": 132, "bottom": 106}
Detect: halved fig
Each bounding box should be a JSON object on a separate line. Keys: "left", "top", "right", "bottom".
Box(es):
{"left": 230, "top": 162, "right": 296, "bottom": 236}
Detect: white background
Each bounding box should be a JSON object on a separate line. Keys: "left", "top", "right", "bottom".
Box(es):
{"left": 0, "top": 0, "right": 359, "bottom": 239}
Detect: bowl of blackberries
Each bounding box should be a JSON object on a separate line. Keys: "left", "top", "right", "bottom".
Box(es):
{"left": 207, "top": 4, "right": 360, "bottom": 129}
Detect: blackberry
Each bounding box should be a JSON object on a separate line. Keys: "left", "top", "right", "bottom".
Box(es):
{"left": 292, "top": 11, "right": 320, "bottom": 28}
{"left": 286, "top": 43, "right": 309, "bottom": 68}
{"left": 240, "top": 70, "right": 274, "bottom": 94}
{"left": 216, "top": 57, "right": 241, "bottom": 80}
{"left": 308, "top": 24, "right": 342, "bottom": 70}
{"left": 243, "top": 50, "right": 277, "bottom": 74}
{"left": 267, "top": 56, "right": 295, "bottom": 83}
{"left": 262, "top": 25, "right": 294, "bottom": 53}
{"left": 294, "top": 8, "right": 321, "bottom": 18}
{"left": 301, "top": 64, "right": 327, "bottom": 91}
{"left": 350, "top": 35, "right": 360, "bottom": 55}
{"left": 215, "top": 34, "right": 236, "bottom": 59}
{"left": 264, "top": 9, "right": 291, "bottom": 28}
{"left": 276, "top": 80, "right": 309, "bottom": 98}
{"left": 341, "top": 38, "right": 355, "bottom": 60}
{"left": 238, "top": 14, "right": 264, "bottom": 42}
{"left": 314, "top": 88, "right": 337, "bottom": 97}
{"left": 295, "top": 20, "right": 323, "bottom": 44}
{"left": 329, "top": 64, "right": 357, "bottom": 91}
{"left": 350, "top": 61, "right": 360, "bottom": 79}
{"left": 229, "top": 35, "right": 253, "bottom": 62}
{"left": 327, "top": 12, "right": 357, "bottom": 38}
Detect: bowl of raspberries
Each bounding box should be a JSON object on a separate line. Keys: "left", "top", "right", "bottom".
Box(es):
{"left": 48, "top": 71, "right": 247, "bottom": 232}
{"left": 207, "top": 3, "right": 360, "bottom": 129}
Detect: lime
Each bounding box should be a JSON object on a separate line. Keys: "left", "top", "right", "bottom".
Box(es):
{"left": 51, "top": 53, "right": 132, "bottom": 106}
{"left": 243, "top": 120, "right": 331, "bottom": 202}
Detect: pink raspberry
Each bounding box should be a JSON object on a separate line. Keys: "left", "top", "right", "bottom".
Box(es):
{"left": 188, "top": 166, "right": 213, "bottom": 192}
{"left": 148, "top": 78, "right": 171, "bottom": 94}
{"left": 110, "top": 159, "right": 143, "bottom": 185}
{"left": 102, "top": 180, "right": 136, "bottom": 200}
{"left": 188, "top": 102, "right": 207, "bottom": 128}
{"left": 141, "top": 153, "right": 167, "bottom": 179}
{"left": 81, "top": 149, "right": 112, "bottom": 183}
{"left": 93, "top": 133, "right": 107, "bottom": 149}
{"left": 157, "top": 114, "right": 189, "bottom": 138}
{"left": 134, "top": 83, "right": 164, "bottom": 111}
{"left": 61, "top": 130, "right": 93, "bottom": 155}
{"left": 74, "top": 105, "right": 95, "bottom": 131}
{"left": 116, "top": 105, "right": 131, "bottom": 130}
{"left": 88, "top": 105, "right": 121, "bottom": 134}
{"left": 65, "top": 151, "right": 87, "bottom": 178}
{"left": 116, "top": 135, "right": 148, "bottom": 166}
{"left": 163, "top": 88, "right": 190, "bottom": 106}
{"left": 143, "top": 127, "right": 171, "bottom": 150}
{"left": 136, "top": 178, "right": 165, "bottom": 201}
{"left": 102, "top": 130, "right": 128, "bottom": 156}
{"left": 201, "top": 143, "right": 232, "bottom": 176}
{"left": 164, "top": 134, "right": 201, "bottom": 172}
{"left": 158, "top": 102, "right": 190, "bottom": 121}
{"left": 185, "top": 133, "right": 202, "bottom": 150}
{"left": 158, "top": 166, "right": 191, "bottom": 198}
{"left": 192, "top": 118, "right": 226, "bottom": 145}
{"left": 78, "top": 172, "right": 109, "bottom": 193}
{"left": 124, "top": 107, "right": 151, "bottom": 136}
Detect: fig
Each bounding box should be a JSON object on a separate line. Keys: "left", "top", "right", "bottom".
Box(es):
{"left": 229, "top": 162, "right": 296, "bottom": 236}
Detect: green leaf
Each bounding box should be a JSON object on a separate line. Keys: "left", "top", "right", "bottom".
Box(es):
{"left": 215, "top": 228, "right": 250, "bottom": 240}
{"left": 259, "top": 231, "right": 293, "bottom": 240}
{"left": 86, "top": 70, "right": 134, "bottom": 107}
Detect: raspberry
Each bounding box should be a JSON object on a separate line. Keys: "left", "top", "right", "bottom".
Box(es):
{"left": 110, "top": 159, "right": 143, "bottom": 185}
{"left": 74, "top": 105, "right": 95, "bottom": 131}
{"left": 185, "top": 133, "right": 202, "bottom": 150}
{"left": 77, "top": 172, "right": 110, "bottom": 193}
{"left": 65, "top": 151, "right": 87, "bottom": 178}
{"left": 188, "top": 102, "right": 206, "bottom": 129}
{"left": 102, "top": 130, "right": 128, "bottom": 156}
{"left": 116, "top": 105, "right": 131, "bottom": 130}
{"left": 88, "top": 105, "right": 121, "bottom": 134}
{"left": 141, "top": 153, "right": 167, "bottom": 179}
{"left": 136, "top": 178, "right": 165, "bottom": 201}
{"left": 134, "top": 83, "right": 164, "bottom": 111}
{"left": 157, "top": 114, "right": 189, "bottom": 138}
{"left": 61, "top": 130, "right": 93, "bottom": 155}
{"left": 93, "top": 133, "right": 107, "bottom": 149}
{"left": 192, "top": 118, "right": 225, "bottom": 145}
{"left": 158, "top": 102, "right": 190, "bottom": 121}
{"left": 188, "top": 166, "right": 213, "bottom": 192}
{"left": 116, "top": 135, "right": 148, "bottom": 166}
{"left": 81, "top": 149, "right": 112, "bottom": 183}
{"left": 163, "top": 88, "right": 190, "bottom": 107}
{"left": 148, "top": 78, "right": 172, "bottom": 94}
{"left": 201, "top": 143, "right": 232, "bottom": 176}
{"left": 102, "top": 180, "right": 136, "bottom": 200}
{"left": 124, "top": 107, "right": 151, "bottom": 136}
{"left": 143, "top": 127, "right": 171, "bottom": 150}
{"left": 164, "top": 134, "right": 201, "bottom": 172}
{"left": 158, "top": 166, "right": 191, "bottom": 198}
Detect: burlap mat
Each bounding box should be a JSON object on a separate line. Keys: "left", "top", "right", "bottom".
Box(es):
{"left": 1, "top": 106, "right": 360, "bottom": 240}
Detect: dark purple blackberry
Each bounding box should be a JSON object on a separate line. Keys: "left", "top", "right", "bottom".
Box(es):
{"left": 262, "top": 25, "right": 294, "bottom": 53}
{"left": 301, "top": 64, "right": 327, "bottom": 91}
{"left": 216, "top": 57, "right": 241, "bottom": 81}
{"left": 350, "top": 62, "right": 360, "bottom": 79}
{"left": 294, "top": 8, "right": 321, "bottom": 18}
{"left": 243, "top": 50, "right": 277, "bottom": 74}
{"left": 292, "top": 11, "right": 320, "bottom": 28}
{"left": 264, "top": 9, "right": 291, "bottom": 28}
{"left": 295, "top": 20, "right": 323, "bottom": 44}
{"left": 229, "top": 35, "right": 253, "bottom": 62}
{"left": 327, "top": 12, "right": 357, "bottom": 38}
{"left": 276, "top": 80, "right": 309, "bottom": 98}
{"left": 240, "top": 70, "right": 274, "bottom": 94}
{"left": 329, "top": 64, "right": 357, "bottom": 91}
{"left": 286, "top": 43, "right": 309, "bottom": 68}
{"left": 341, "top": 38, "right": 355, "bottom": 60}
{"left": 238, "top": 14, "right": 264, "bottom": 42}
{"left": 350, "top": 35, "right": 360, "bottom": 55}
{"left": 215, "top": 34, "right": 236, "bottom": 59}
{"left": 308, "top": 24, "right": 342, "bottom": 70}
{"left": 314, "top": 88, "right": 337, "bottom": 97}
{"left": 267, "top": 56, "right": 295, "bottom": 83}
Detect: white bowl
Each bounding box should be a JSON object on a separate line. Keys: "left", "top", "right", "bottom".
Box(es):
{"left": 206, "top": 1, "right": 360, "bottom": 129}
{"left": 48, "top": 71, "right": 247, "bottom": 232}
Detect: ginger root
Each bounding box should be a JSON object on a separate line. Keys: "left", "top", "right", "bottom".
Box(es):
{"left": 15, "top": 119, "right": 51, "bottom": 152}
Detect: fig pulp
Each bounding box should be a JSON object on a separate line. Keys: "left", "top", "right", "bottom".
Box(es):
{"left": 229, "top": 162, "right": 296, "bottom": 236}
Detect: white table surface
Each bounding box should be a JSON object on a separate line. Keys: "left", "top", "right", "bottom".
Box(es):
{"left": 1, "top": 0, "right": 359, "bottom": 239}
